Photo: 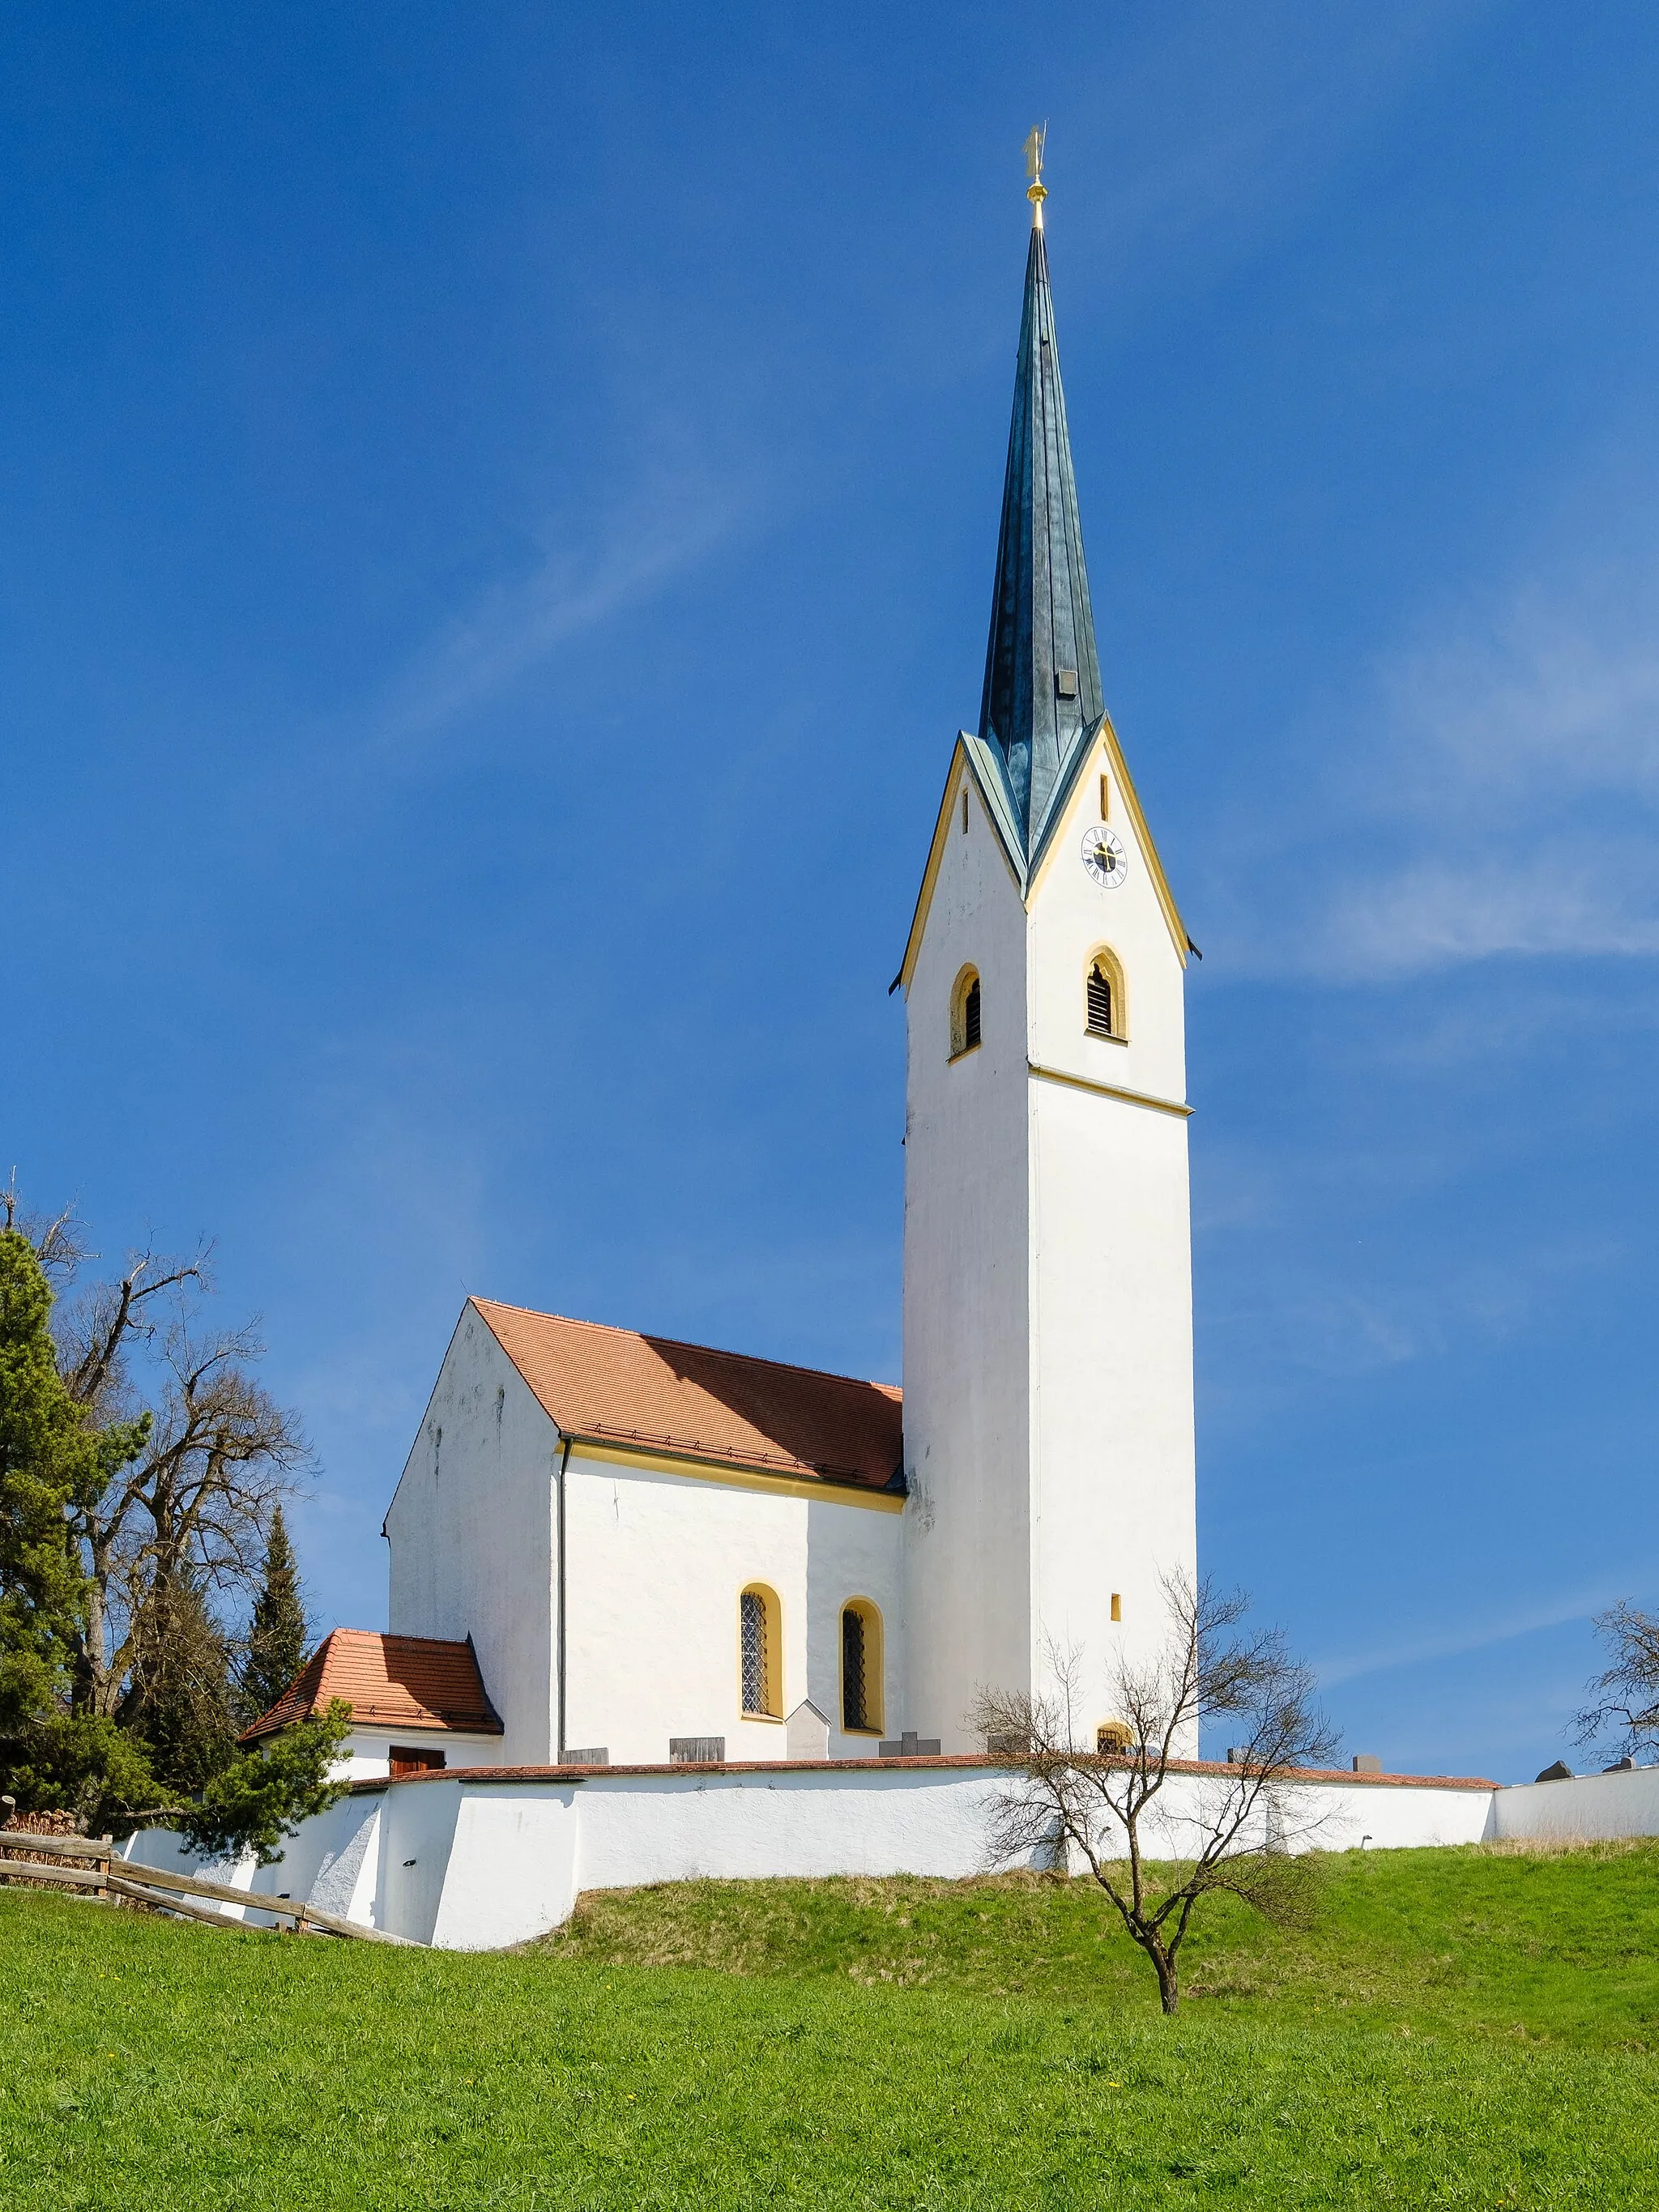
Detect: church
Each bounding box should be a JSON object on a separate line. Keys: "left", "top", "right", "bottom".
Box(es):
{"left": 261, "top": 160, "right": 1199, "bottom": 1780}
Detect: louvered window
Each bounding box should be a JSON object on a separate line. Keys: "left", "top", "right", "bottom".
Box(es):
{"left": 1087, "top": 961, "right": 1114, "bottom": 1036}
{"left": 740, "top": 1588, "right": 770, "bottom": 1715}
{"left": 842, "top": 1607, "right": 868, "bottom": 1733}
{"left": 964, "top": 976, "right": 981, "bottom": 1051}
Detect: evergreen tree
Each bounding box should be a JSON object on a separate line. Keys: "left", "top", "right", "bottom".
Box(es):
{"left": 0, "top": 1230, "right": 100, "bottom": 1735}
{"left": 241, "top": 1503, "right": 309, "bottom": 1723}
{"left": 118, "top": 1567, "right": 241, "bottom": 1798}
{"left": 0, "top": 1229, "right": 153, "bottom": 1822}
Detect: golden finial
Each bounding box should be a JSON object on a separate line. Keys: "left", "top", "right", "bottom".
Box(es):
{"left": 1024, "top": 123, "right": 1047, "bottom": 225}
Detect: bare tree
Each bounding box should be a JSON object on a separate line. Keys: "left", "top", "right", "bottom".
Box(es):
{"left": 10, "top": 1191, "right": 309, "bottom": 1724}
{"left": 1575, "top": 1601, "right": 1659, "bottom": 1760}
{"left": 970, "top": 1571, "right": 1339, "bottom": 2015}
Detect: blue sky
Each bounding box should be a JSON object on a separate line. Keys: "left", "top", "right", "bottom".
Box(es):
{"left": 3, "top": 2, "right": 1657, "bottom": 1784}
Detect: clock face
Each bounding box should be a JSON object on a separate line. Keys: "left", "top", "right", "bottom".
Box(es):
{"left": 1081, "top": 825, "right": 1128, "bottom": 889}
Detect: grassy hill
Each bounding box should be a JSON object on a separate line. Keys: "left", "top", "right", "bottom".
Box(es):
{"left": 3, "top": 1840, "right": 1658, "bottom": 2209}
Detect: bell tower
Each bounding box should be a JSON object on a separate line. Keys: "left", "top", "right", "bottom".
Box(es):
{"left": 897, "top": 142, "right": 1199, "bottom": 1751}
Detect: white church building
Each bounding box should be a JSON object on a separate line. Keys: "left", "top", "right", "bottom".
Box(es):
{"left": 157, "top": 173, "right": 1628, "bottom": 1947}
{"left": 255, "top": 173, "right": 1199, "bottom": 1783}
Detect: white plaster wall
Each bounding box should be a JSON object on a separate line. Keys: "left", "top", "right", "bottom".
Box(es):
{"left": 902, "top": 758, "right": 1035, "bottom": 1748}
{"left": 424, "top": 1784, "right": 580, "bottom": 1950}
{"left": 1025, "top": 741, "right": 1197, "bottom": 1733}
{"left": 122, "top": 1765, "right": 1508, "bottom": 1950}
{"left": 572, "top": 1766, "right": 1031, "bottom": 1894}
{"left": 122, "top": 1798, "right": 386, "bottom": 1929}
{"left": 1267, "top": 1779, "right": 1491, "bottom": 1854}
{"left": 1028, "top": 1080, "right": 1196, "bottom": 1726}
{"left": 340, "top": 1727, "right": 505, "bottom": 1781}
{"left": 120, "top": 1826, "right": 256, "bottom": 1918}
{"left": 243, "top": 1792, "right": 385, "bottom": 1926}
{"left": 1492, "top": 1765, "right": 1659, "bottom": 1842}
{"left": 805, "top": 1496, "right": 906, "bottom": 1749}
{"left": 375, "top": 1771, "right": 464, "bottom": 1947}
{"left": 386, "top": 1766, "right": 1496, "bottom": 1947}
{"left": 1026, "top": 734, "right": 1188, "bottom": 1105}
{"left": 563, "top": 1453, "right": 906, "bottom": 1766}
{"left": 385, "top": 1304, "right": 559, "bottom": 1764}
{"left": 901, "top": 739, "right": 1197, "bottom": 1753}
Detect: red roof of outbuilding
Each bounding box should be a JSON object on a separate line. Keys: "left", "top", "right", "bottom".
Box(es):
{"left": 239, "top": 1629, "right": 503, "bottom": 1745}
{"left": 471, "top": 1298, "right": 904, "bottom": 1492}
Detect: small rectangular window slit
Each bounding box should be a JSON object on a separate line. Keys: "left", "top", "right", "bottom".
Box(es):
{"left": 1099, "top": 772, "right": 1110, "bottom": 820}
{"left": 962, "top": 790, "right": 969, "bottom": 833}
{"left": 1110, "top": 1592, "right": 1122, "bottom": 1623}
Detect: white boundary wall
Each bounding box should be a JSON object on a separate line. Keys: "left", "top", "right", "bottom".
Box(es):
{"left": 122, "top": 1757, "right": 1502, "bottom": 1951}
{"left": 1489, "top": 1764, "right": 1659, "bottom": 1844}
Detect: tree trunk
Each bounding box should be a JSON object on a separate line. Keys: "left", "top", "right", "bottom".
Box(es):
{"left": 1149, "top": 1941, "right": 1179, "bottom": 2015}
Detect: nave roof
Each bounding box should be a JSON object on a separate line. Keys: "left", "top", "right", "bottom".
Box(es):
{"left": 473, "top": 1298, "right": 904, "bottom": 1494}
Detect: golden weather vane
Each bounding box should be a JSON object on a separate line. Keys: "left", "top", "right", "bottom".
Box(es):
{"left": 1024, "top": 123, "right": 1048, "bottom": 222}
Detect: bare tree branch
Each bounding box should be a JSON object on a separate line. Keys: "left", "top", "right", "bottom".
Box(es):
{"left": 5, "top": 1187, "right": 309, "bottom": 1724}
{"left": 970, "top": 1571, "right": 1338, "bottom": 2015}
{"left": 1575, "top": 1601, "right": 1659, "bottom": 1758}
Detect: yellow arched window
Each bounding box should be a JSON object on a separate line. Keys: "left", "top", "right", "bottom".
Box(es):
{"left": 949, "top": 965, "right": 982, "bottom": 1059}
{"left": 1096, "top": 1721, "right": 1134, "bottom": 1758}
{"left": 739, "top": 1585, "right": 781, "bottom": 1718}
{"left": 840, "top": 1599, "right": 884, "bottom": 1734}
{"left": 1085, "top": 948, "right": 1127, "bottom": 1042}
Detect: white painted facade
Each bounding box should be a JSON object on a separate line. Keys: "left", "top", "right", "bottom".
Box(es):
{"left": 385, "top": 1306, "right": 907, "bottom": 1767}
{"left": 386, "top": 1307, "right": 558, "bottom": 1766}
{"left": 902, "top": 737, "right": 1198, "bottom": 1750}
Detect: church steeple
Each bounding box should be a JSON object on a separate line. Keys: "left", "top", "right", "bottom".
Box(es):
{"left": 977, "top": 143, "right": 1104, "bottom": 854}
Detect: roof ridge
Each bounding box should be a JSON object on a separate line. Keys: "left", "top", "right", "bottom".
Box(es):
{"left": 471, "top": 1296, "right": 901, "bottom": 1398}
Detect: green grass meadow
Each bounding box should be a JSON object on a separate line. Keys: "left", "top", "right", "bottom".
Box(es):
{"left": 3, "top": 1841, "right": 1658, "bottom": 2209}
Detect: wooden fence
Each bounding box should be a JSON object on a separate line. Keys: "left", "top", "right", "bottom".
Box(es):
{"left": 0, "top": 1830, "right": 420, "bottom": 1945}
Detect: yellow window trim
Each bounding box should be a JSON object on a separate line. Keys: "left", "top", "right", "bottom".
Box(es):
{"left": 738, "top": 1582, "right": 783, "bottom": 1720}
{"left": 839, "top": 1596, "right": 885, "bottom": 1737}
{"left": 949, "top": 962, "right": 981, "bottom": 1060}
{"left": 1084, "top": 944, "right": 1128, "bottom": 1044}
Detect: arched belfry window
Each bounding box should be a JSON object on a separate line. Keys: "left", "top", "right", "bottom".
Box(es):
{"left": 1085, "top": 948, "right": 1127, "bottom": 1042}
{"left": 840, "top": 1600, "right": 884, "bottom": 1734}
{"left": 950, "top": 965, "right": 982, "bottom": 1059}
{"left": 739, "top": 1585, "right": 781, "bottom": 1718}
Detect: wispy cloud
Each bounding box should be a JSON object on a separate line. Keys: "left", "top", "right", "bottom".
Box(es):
{"left": 369, "top": 457, "right": 749, "bottom": 753}
{"left": 1225, "top": 522, "right": 1659, "bottom": 982}
{"left": 1312, "top": 1571, "right": 1654, "bottom": 1690}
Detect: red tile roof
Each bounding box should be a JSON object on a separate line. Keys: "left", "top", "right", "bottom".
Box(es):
{"left": 472, "top": 1299, "right": 904, "bottom": 1492}
{"left": 239, "top": 1629, "right": 503, "bottom": 1745}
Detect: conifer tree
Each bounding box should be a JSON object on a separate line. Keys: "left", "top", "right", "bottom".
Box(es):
{"left": 242, "top": 1503, "right": 309, "bottom": 1723}
{"left": 0, "top": 1230, "right": 102, "bottom": 1733}
{"left": 0, "top": 1228, "right": 154, "bottom": 1821}
{"left": 119, "top": 1566, "right": 241, "bottom": 1796}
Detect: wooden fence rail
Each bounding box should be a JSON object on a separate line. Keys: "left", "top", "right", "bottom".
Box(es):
{"left": 0, "top": 1831, "right": 420, "bottom": 1946}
